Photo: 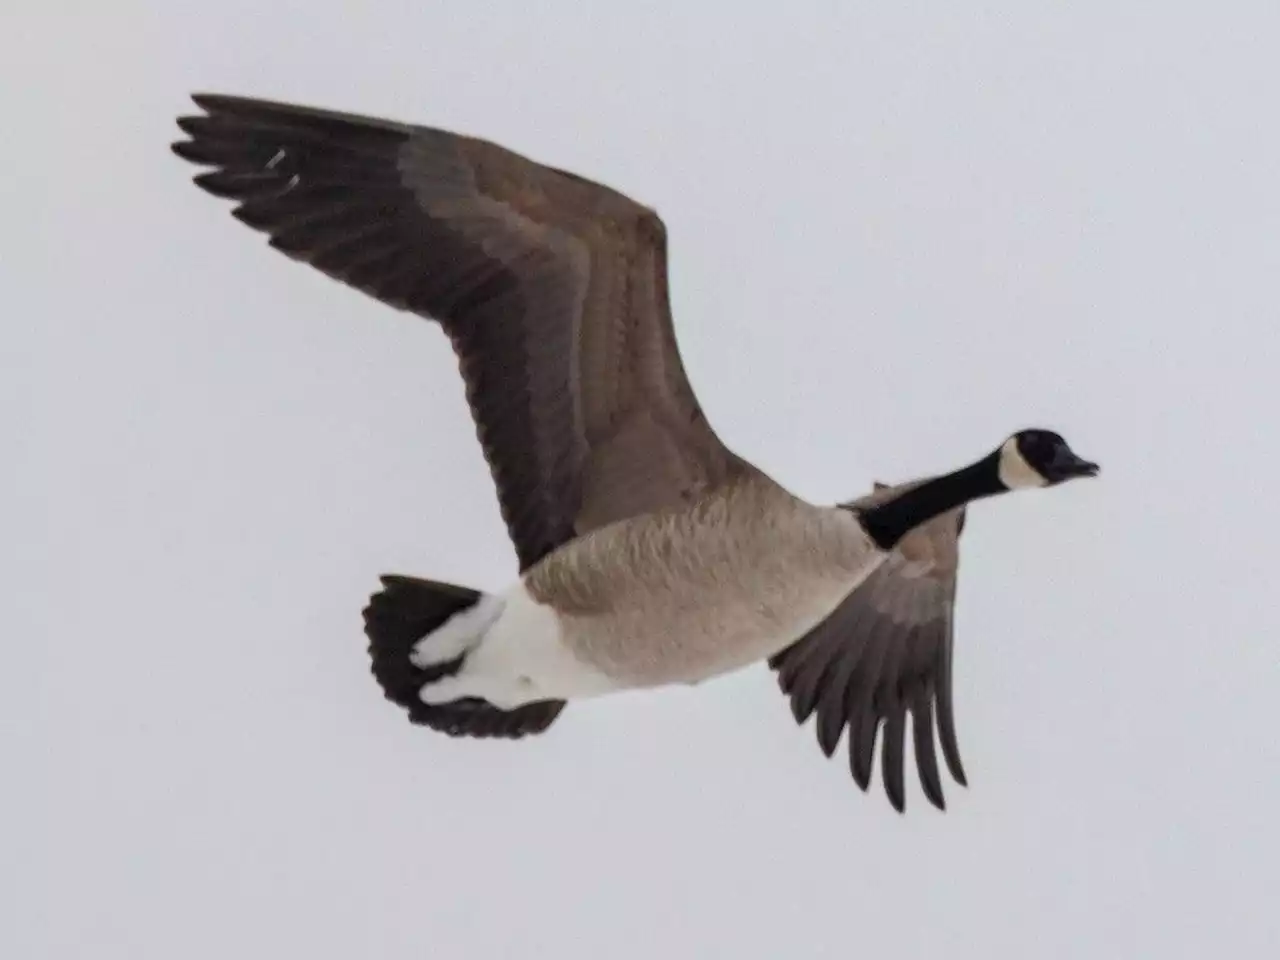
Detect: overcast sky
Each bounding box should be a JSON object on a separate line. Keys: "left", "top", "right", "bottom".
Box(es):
{"left": 9, "top": 3, "right": 1279, "bottom": 958}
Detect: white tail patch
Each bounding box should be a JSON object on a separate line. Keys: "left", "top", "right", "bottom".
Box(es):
{"left": 418, "top": 584, "right": 618, "bottom": 707}
{"left": 409, "top": 593, "right": 506, "bottom": 667}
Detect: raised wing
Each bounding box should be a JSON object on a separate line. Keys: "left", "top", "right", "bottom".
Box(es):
{"left": 173, "top": 94, "right": 748, "bottom": 570}
{"left": 768, "top": 481, "right": 968, "bottom": 812}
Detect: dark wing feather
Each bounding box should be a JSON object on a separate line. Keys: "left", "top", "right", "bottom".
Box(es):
{"left": 173, "top": 93, "right": 747, "bottom": 570}
{"left": 770, "top": 481, "right": 968, "bottom": 813}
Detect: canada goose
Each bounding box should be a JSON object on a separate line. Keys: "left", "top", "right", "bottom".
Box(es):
{"left": 172, "top": 93, "right": 1098, "bottom": 812}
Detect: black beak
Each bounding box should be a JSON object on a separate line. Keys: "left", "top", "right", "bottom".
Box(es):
{"left": 1048, "top": 445, "right": 1100, "bottom": 482}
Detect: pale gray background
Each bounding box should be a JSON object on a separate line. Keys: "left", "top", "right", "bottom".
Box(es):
{"left": 8, "top": 3, "right": 1279, "bottom": 958}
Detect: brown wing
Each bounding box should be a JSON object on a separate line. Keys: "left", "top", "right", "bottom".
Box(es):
{"left": 768, "top": 481, "right": 968, "bottom": 813}
{"left": 173, "top": 94, "right": 747, "bottom": 570}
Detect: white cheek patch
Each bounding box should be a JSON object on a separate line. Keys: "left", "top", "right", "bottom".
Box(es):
{"left": 997, "top": 437, "right": 1048, "bottom": 489}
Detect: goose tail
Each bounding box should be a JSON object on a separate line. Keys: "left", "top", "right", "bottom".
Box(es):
{"left": 362, "top": 575, "right": 564, "bottom": 739}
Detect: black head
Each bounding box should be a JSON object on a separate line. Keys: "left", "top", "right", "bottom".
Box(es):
{"left": 1000, "top": 429, "right": 1100, "bottom": 488}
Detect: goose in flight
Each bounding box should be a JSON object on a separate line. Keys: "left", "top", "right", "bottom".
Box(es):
{"left": 172, "top": 94, "right": 1098, "bottom": 812}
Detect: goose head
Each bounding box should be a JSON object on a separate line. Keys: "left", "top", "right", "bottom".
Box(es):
{"left": 996, "top": 429, "right": 1099, "bottom": 489}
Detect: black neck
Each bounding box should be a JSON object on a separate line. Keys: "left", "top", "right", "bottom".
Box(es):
{"left": 855, "top": 452, "right": 1004, "bottom": 550}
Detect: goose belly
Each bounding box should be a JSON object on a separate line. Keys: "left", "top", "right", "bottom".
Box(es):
{"left": 514, "top": 484, "right": 883, "bottom": 695}
{"left": 468, "top": 562, "right": 878, "bottom": 705}
{"left": 555, "top": 562, "right": 876, "bottom": 689}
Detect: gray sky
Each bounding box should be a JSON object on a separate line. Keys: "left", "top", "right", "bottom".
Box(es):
{"left": 9, "top": 3, "right": 1279, "bottom": 957}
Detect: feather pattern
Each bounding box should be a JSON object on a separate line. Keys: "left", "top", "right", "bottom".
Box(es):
{"left": 173, "top": 93, "right": 749, "bottom": 572}
{"left": 168, "top": 94, "right": 1051, "bottom": 816}
{"left": 768, "top": 480, "right": 969, "bottom": 812}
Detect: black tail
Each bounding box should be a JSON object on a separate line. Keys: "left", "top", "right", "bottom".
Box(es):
{"left": 362, "top": 575, "right": 565, "bottom": 739}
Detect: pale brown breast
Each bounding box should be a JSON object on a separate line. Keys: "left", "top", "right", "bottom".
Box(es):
{"left": 524, "top": 476, "right": 882, "bottom": 687}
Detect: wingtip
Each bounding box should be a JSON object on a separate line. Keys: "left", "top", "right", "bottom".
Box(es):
{"left": 884, "top": 775, "right": 907, "bottom": 814}
{"left": 189, "top": 91, "right": 235, "bottom": 112}
{"left": 815, "top": 727, "right": 840, "bottom": 760}
{"left": 169, "top": 138, "right": 212, "bottom": 166}
{"left": 789, "top": 690, "right": 817, "bottom": 725}
{"left": 943, "top": 747, "right": 969, "bottom": 788}
{"left": 850, "top": 753, "right": 872, "bottom": 792}
{"left": 171, "top": 113, "right": 213, "bottom": 166}
{"left": 187, "top": 92, "right": 281, "bottom": 121}
{"left": 174, "top": 115, "right": 208, "bottom": 136}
